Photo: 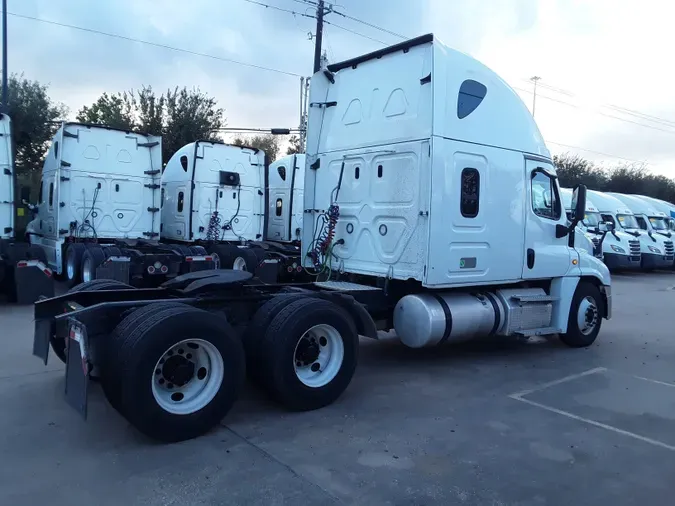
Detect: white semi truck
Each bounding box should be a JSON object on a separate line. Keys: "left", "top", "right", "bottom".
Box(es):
{"left": 587, "top": 190, "right": 666, "bottom": 270}
{"left": 607, "top": 192, "right": 674, "bottom": 268}
{"left": 0, "top": 113, "right": 54, "bottom": 303}
{"left": 562, "top": 188, "right": 639, "bottom": 269}
{"left": 160, "top": 141, "right": 305, "bottom": 282}
{"left": 638, "top": 195, "right": 675, "bottom": 232}
{"left": 267, "top": 153, "right": 305, "bottom": 244}
{"left": 32, "top": 34, "right": 611, "bottom": 443}
{"left": 559, "top": 188, "right": 602, "bottom": 259}
{"left": 29, "top": 123, "right": 213, "bottom": 288}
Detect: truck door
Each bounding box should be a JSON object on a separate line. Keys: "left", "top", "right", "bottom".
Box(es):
{"left": 522, "top": 159, "right": 574, "bottom": 279}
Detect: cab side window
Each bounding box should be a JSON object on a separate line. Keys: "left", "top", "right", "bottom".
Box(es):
{"left": 531, "top": 170, "right": 561, "bottom": 220}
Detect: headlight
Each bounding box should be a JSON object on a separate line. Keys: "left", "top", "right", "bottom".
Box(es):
{"left": 648, "top": 246, "right": 661, "bottom": 254}
{"left": 610, "top": 245, "right": 625, "bottom": 253}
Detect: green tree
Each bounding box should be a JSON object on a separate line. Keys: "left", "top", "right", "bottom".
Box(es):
{"left": 77, "top": 86, "right": 225, "bottom": 164}
{"left": 233, "top": 134, "right": 280, "bottom": 163}
{"left": 553, "top": 152, "right": 608, "bottom": 190}
{"left": 6, "top": 73, "right": 67, "bottom": 187}
{"left": 286, "top": 134, "right": 303, "bottom": 155}
{"left": 76, "top": 91, "right": 135, "bottom": 130}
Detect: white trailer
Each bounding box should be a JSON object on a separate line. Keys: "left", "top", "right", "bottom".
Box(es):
{"left": 0, "top": 113, "right": 54, "bottom": 303}
{"left": 606, "top": 192, "right": 674, "bottom": 268}
{"left": 33, "top": 34, "right": 611, "bottom": 443}
{"left": 160, "top": 141, "right": 305, "bottom": 282}
{"left": 30, "top": 123, "right": 213, "bottom": 288}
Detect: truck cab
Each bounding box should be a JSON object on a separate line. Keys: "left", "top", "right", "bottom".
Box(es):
{"left": 588, "top": 190, "right": 664, "bottom": 270}
{"left": 161, "top": 141, "right": 304, "bottom": 280}
{"left": 607, "top": 192, "right": 674, "bottom": 269}
{"left": 638, "top": 195, "right": 675, "bottom": 233}
{"left": 267, "top": 153, "right": 305, "bottom": 243}
{"left": 559, "top": 188, "right": 602, "bottom": 260}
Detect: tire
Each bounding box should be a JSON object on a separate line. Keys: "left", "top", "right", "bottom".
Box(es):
{"left": 106, "top": 302, "right": 245, "bottom": 442}
{"left": 208, "top": 244, "right": 238, "bottom": 269}
{"left": 560, "top": 281, "right": 604, "bottom": 348}
{"left": 243, "top": 293, "right": 310, "bottom": 383}
{"left": 49, "top": 279, "right": 134, "bottom": 365}
{"left": 230, "top": 247, "right": 260, "bottom": 273}
{"left": 172, "top": 244, "right": 193, "bottom": 256}
{"left": 65, "top": 243, "right": 87, "bottom": 287}
{"left": 80, "top": 246, "right": 106, "bottom": 283}
{"left": 189, "top": 245, "right": 208, "bottom": 256}
{"left": 100, "top": 302, "right": 190, "bottom": 415}
{"left": 258, "top": 298, "right": 358, "bottom": 411}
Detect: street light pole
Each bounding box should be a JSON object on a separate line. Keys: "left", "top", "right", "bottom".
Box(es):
{"left": 530, "top": 76, "right": 541, "bottom": 118}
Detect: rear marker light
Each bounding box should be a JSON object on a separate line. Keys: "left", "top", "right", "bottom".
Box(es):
{"left": 160, "top": 265, "right": 169, "bottom": 274}
{"left": 147, "top": 265, "right": 156, "bottom": 274}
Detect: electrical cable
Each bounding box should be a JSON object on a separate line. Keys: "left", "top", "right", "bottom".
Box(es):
{"left": 4, "top": 11, "right": 303, "bottom": 78}
{"left": 331, "top": 9, "right": 408, "bottom": 40}
{"left": 323, "top": 19, "right": 388, "bottom": 45}
{"left": 221, "top": 185, "right": 244, "bottom": 241}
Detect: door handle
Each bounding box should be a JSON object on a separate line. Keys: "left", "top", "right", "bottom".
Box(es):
{"left": 527, "top": 248, "right": 535, "bottom": 269}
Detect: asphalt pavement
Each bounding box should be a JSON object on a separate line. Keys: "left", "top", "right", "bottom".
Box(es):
{"left": 1, "top": 272, "right": 675, "bottom": 505}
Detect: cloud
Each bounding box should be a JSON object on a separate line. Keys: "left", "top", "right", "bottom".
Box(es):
{"left": 8, "top": 0, "right": 675, "bottom": 174}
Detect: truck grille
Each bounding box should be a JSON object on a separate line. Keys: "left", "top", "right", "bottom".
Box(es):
{"left": 628, "top": 240, "right": 640, "bottom": 261}
{"left": 665, "top": 240, "right": 674, "bottom": 259}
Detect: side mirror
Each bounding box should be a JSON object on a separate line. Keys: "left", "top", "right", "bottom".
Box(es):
{"left": 571, "top": 184, "right": 587, "bottom": 223}
{"left": 20, "top": 186, "right": 31, "bottom": 202}
{"left": 599, "top": 221, "right": 614, "bottom": 232}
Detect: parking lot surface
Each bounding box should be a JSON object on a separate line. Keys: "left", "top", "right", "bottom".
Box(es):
{"left": 2, "top": 272, "right": 675, "bottom": 505}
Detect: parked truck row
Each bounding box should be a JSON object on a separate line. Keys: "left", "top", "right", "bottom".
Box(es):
{"left": 31, "top": 34, "right": 613, "bottom": 443}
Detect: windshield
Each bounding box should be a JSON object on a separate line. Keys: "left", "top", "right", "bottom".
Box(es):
{"left": 649, "top": 216, "right": 668, "bottom": 230}
{"left": 617, "top": 214, "right": 640, "bottom": 229}
{"left": 582, "top": 212, "right": 602, "bottom": 227}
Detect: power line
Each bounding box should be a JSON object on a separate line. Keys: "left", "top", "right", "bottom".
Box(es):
{"left": 4, "top": 11, "right": 303, "bottom": 77}
{"left": 243, "top": 0, "right": 314, "bottom": 18}
{"left": 514, "top": 85, "right": 675, "bottom": 135}
{"left": 522, "top": 78, "right": 675, "bottom": 129}
{"left": 287, "top": 0, "right": 318, "bottom": 5}
{"left": 546, "top": 141, "right": 645, "bottom": 164}
{"left": 331, "top": 9, "right": 408, "bottom": 40}
{"left": 324, "top": 19, "right": 387, "bottom": 45}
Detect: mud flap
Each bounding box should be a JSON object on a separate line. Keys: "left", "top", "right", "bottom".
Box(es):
{"left": 65, "top": 320, "right": 90, "bottom": 419}
{"left": 32, "top": 315, "right": 53, "bottom": 365}
{"left": 96, "top": 257, "right": 131, "bottom": 284}
{"left": 14, "top": 260, "right": 54, "bottom": 304}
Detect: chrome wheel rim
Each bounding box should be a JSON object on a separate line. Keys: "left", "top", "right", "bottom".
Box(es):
{"left": 293, "top": 324, "right": 344, "bottom": 388}
{"left": 577, "top": 296, "right": 599, "bottom": 335}
{"left": 232, "top": 256, "right": 247, "bottom": 271}
{"left": 151, "top": 339, "right": 224, "bottom": 415}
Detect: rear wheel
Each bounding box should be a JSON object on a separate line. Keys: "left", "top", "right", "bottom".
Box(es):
{"left": 49, "top": 279, "right": 134, "bottom": 364}
{"left": 105, "top": 302, "right": 245, "bottom": 442}
{"left": 65, "top": 243, "right": 87, "bottom": 287}
{"left": 231, "top": 247, "right": 260, "bottom": 272}
{"left": 258, "top": 298, "right": 358, "bottom": 411}
{"left": 560, "top": 281, "right": 603, "bottom": 348}
{"left": 81, "top": 246, "right": 106, "bottom": 283}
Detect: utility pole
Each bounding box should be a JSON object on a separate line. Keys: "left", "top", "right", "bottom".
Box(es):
{"left": 313, "top": 0, "right": 325, "bottom": 73}
{"left": 530, "top": 76, "right": 541, "bottom": 118}
{"left": 2, "top": 0, "right": 8, "bottom": 113}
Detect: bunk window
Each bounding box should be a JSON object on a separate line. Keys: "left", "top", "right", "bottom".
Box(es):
{"left": 457, "top": 80, "right": 487, "bottom": 119}
{"left": 180, "top": 155, "right": 189, "bottom": 172}
{"left": 177, "top": 191, "right": 184, "bottom": 213}
{"left": 277, "top": 166, "right": 286, "bottom": 181}
{"left": 460, "top": 168, "right": 480, "bottom": 218}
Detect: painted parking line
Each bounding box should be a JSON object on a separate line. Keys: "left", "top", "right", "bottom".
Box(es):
{"left": 508, "top": 367, "right": 675, "bottom": 452}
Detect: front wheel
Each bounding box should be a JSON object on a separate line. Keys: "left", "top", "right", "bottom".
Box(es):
{"left": 560, "top": 281, "right": 604, "bottom": 348}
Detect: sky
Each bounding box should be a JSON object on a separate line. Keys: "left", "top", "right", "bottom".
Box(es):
{"left": 7, "top": 0, "right": 675, "bottom": 175}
